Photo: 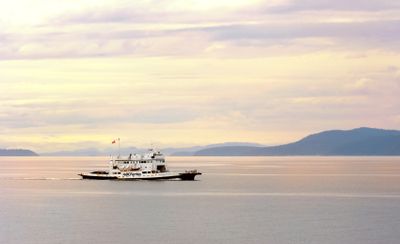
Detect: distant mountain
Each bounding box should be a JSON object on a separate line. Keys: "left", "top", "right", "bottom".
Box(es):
{"left": 41, "top": 142, "right": 265, "bottom": 156}
{"left": 41, "top": 147, "right": 145, "bottom": 156}
{"left": 167, "top": 142, "right": 266, "bottom": 156}
{"left": 194, "top": 128, "right": 400, "bottom": 156}
{"left": 0, "top": 149, "right": 38, "bottom": 156}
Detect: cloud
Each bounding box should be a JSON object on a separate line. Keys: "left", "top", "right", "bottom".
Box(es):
{"left": 1, "top": 19, "right": 400, "bottom": 60}
{"left": 190, "top": 20, "right": 400, "bottom": 44}
{"left": 1, "top": 0, "right": 400, "bottom": 60}
{"left": 266, "top": 0, "right": 400, "bottom": 12}
{"left": 55, "top": 7, "right": 172, "bottom": 24}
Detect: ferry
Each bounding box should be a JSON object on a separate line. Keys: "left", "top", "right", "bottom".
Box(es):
{"left": 78, "top": 149, "right": 201, "bottom": 181}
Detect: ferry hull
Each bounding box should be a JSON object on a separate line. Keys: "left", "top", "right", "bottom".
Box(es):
{"left": 117, "top": 174, "right": 181, "bottom": 181}
{"left": 118, "top": 172, "right": 202, "bottom": 181}
{"left": 78, "top": 172, "right": 202, "bottom": 181}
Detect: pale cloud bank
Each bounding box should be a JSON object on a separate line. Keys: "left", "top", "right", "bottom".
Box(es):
{"left": 265, "top": 0, "right": 400, "bottom": 12}
{"left": 1, "top": 0, "right": 400, "bottom": 59}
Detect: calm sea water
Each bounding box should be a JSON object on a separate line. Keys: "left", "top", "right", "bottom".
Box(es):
{"left": 1, "top": 156, "right": 400, "bottom": 244}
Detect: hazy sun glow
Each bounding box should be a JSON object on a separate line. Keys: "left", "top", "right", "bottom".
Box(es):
{"left": 1, "top": 0, "right": 400, "bottom": 152}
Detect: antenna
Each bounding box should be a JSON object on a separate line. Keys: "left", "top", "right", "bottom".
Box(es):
{"left": 150, "top": 141, "right": 159, "bottom": 152}
{"left": 118, "top": 138, "right": 121, "bottom": 158}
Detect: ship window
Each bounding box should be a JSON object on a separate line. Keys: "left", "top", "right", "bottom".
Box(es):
{"left": 157, "top": 165, "right": 166, "bottom": 172}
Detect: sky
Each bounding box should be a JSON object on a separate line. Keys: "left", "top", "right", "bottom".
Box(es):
{"left": 1, "top": 0, "right": 400, "bottom": 152}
